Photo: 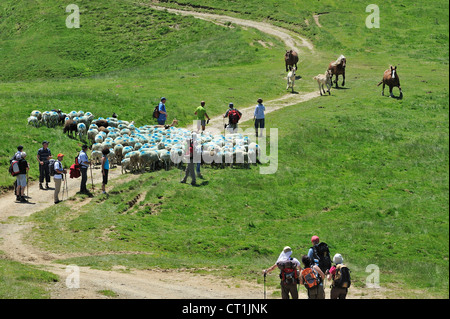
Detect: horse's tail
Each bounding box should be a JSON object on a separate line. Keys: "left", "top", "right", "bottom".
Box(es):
{"left": 377, "top": 80, "right": 383, "bottom": 86}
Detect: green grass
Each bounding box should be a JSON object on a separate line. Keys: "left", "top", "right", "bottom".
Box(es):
{"left": 0, "top": 252, "right": 59, "bottom": 299}
{"left": 0, "top": 0, "right": 448, "bottom": 298}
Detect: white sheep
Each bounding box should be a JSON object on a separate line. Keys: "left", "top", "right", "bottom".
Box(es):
{"left": 139, "top": 150, "right": 159, "bottom": 172}
{"left": 27, "top": 116, "right": 40, "bottom": 127}
{"left": 77, "top": 123, "right": 87, "bottom": 141}
{"left": 91, "top": 150, "right": 102, "bottom": 166}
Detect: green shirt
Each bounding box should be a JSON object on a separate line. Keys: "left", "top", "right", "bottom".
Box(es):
{"left": 195, "top": 106, "right": 207, "bottom": 120}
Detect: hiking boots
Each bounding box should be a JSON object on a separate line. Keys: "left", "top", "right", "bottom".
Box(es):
{"left": 45, "top": 183, "right": 50, "bottom": 189}
{"left": 39, "top": 183, "right": 44, "bottom": 190}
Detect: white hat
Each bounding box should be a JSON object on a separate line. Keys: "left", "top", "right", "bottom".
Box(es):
{"left": 333, "top": 253, "right": 343, "bottom": 264}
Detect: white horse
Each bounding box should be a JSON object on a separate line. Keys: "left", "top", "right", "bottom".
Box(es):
{"left": 286, "top": 66, "right": 296, "bottom": 93}
{"left": 313, "top": 69, "right": 332, "bottom": 95}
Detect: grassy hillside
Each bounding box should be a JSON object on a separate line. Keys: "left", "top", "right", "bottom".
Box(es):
{"left": 0, "top": 0, "right": 448, "bottom": 298}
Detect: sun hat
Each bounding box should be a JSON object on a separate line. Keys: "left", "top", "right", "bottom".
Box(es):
{"left": 20, "top": 152, "right": 26, "bottom": 158}
{"left": 161, "top": 97, "right": 166, "bottom": 101}
{"left": 333, "top": 253, "right": 343, "bottom": 264}
{"left": 57, "top": 153, "right": 64, "bottom": 158}
{"left": 311, "top": 235, "right": 320, "bottom": 243}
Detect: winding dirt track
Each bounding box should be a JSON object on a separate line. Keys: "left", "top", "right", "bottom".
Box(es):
{"left": 0, "top": 5, "right": 381, "bottom": 299}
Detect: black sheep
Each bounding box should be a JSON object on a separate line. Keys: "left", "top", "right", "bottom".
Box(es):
{"left": 63, "top": 119, "right": 78, "bottom": 138}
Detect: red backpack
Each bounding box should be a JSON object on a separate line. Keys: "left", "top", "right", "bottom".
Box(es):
{"left": 228, "top": 109, "right": 241, "bottom": 124}
{"left": 276, "top": 260, "right": 299, "bottom": 285}
{"left": 302, "top": 267, "right": 320, "bottom": 289}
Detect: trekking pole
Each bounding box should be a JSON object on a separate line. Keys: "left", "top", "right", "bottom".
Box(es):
{"left": 26, "top": 171, "right": 29, "bottom": 199}
{"left": 263, "top": 271, "right": 267, "bottom": 299}
{"left": 64, "top": 172, "right": 68, "bottom": 199}
{"left": 90, "top": 163, "right": 94, "bottom": 191}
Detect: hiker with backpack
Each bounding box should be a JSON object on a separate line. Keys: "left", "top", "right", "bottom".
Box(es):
{"left": 36, "top": 141, "right": 52, "bottom": 190}
{"left": 156, "top": 97, "right": 168, "bottom": 125}
{"left": 53, "top": 153, "right": 67, "bottom": 204}
{"left": 263, "top": 246, "right": 301, "bottom": 299}
{"left": 14, "top": 152, "right": 29, "bottom": 203}
{"left": 10, "top": 145, "right": 24, "bottom": 198}
{"left": 327, "top": 253, "right": 351, "bottom": 299}
{"left": 78, "top": 144, "right": 92, "bottom": 194}
{"left": 300, "top": 255, "right": 326, "bottom": 299}
{"left": 223, "top": 103, "right": 242, "bottom": 133}
{"left": 307, "top": 235, "right": 332, "bottom": 275}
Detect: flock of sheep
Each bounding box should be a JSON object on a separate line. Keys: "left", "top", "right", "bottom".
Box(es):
{"left": 27, "top": 110, "right": 261, "bottom": 174}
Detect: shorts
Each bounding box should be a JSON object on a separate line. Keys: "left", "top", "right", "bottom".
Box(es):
{"left": 102, "top": 169, "right": 109, "bottom": 185}
{"left": 255, "top": 118, "right": 265, "bottom": 129}
{"left": 196, "top": 120, "right": 206, "bottom": 130}
{"left": 17, "top": 174, "right": 27, "bottom": 187}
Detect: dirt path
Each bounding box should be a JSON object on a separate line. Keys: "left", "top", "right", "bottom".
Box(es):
{"left": 0, "top": 5, "right": 387, "bottom": 299}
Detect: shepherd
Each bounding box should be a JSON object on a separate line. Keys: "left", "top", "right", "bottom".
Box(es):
{"left": 377, "top": 65, "right": 403, "bottom": 99}
{"left": 328, "top": 55, "right": 346, "bottom": 88}
{"left": 285, "top": 50, "right": 299, "bottom": 72}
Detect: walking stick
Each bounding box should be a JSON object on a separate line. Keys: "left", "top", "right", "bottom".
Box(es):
{"left": 65, "top": 174, "right": 69, "bottom": 199}
{"left": 26, "top": 171, "right": 29, "bottom": 199}
{"left": 264, "top": 271, "right": 267, "bottom": 299}
{"left": 90, "top": 163, "right": 94, "bottom": 190}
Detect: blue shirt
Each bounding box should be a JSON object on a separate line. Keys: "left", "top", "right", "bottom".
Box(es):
{"left": 254, "top": 103, "right": 265, "bottom": 119}
{"left": 103, "top": 156, "right": 109, "bottom": 170}
{"left": 158, "top": 102, "right": 166, "bottom": 121}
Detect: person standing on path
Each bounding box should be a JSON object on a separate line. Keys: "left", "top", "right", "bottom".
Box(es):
{"left": 180, "top": 135, "right": 197, "bottom": 186}
{"left": 300, "top": 255, "right": 325, "bottom": 299}
{"left": 101, "top": 147, "right": 110, "bottom": 194}
{"left": 223, "top": 103, "right": 242, "bottom": 133}
{"left": 194, "top": 101, "right": 211, "bottom": 132}
{"left": 253, "top": 98, "right": 265, "bottom": 137}
{"left": 263, "top": 246, "right": 301, "bottom": 299}
{"left": 53, "top": 153, "right": 67, "bottom": 204}
{"left": 37, "top": 141, "right": 52, "bottom": 190}
{"left": 15, "top": 152, "right": 29, "bottom": 203}
{"left": 78, "top": 144, "right": 91, "bottom": 194}
{"left": 327, "top": 253, "right": 350, "bottom": 299}
{"left": 158, "top": 97, "right": 168, "bottom": 125}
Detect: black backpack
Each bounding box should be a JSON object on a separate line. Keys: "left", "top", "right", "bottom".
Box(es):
{"left": 333, "top": 264, "right": 351, "bottom": 288}
{"left": 49, "top": 159, "right": 57, "bottom": 176}
{"left": 312, "top": 242, "right": 332, "bottom": 273}
{"left": 276, "top": 259, "right": 299, "bottom": 285}
{"left": 153, "top": 105, "right": 160, "bottom": 119}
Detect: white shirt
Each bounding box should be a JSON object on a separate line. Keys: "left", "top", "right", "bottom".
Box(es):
{"left": 54, "top": 161, "right": 63, "bottom": 179}
{"left": 78, "top": 150, "right": 89, "bottom": 167}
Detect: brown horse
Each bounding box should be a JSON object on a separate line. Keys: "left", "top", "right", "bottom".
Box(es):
{"left": 377, "top": 65, "right": 403, "bottom": 98}
{"left": 328, "top": 55, "right": 346, "bottom": 87}
{"left": 285, "top": 50, "right": 299, "bottom": 72}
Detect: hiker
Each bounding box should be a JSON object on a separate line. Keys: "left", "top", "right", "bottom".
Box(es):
{"left": 327, "top": 253, "right": 351, "bottom": 299}
{"left": 223, "top": 103, "right": 242, "bottom": 133}
{"left": 37, "top": 141, "right": 52, "bottom": 190}
{"left": 78, "top": 144, "right": 91, "bottom": 194}
{"left": 157, "top": 97, "right": 168, "bottom": 125}
{"left": 194, "top": 101, "right": 211, "bottom": 132}
{"left": 13, "top": 145, "right": 24, "bottom": 161}
{"left": 307, "top": 235, "right": 332, "bottom": 274}
{"left": 101, "top": 147, "right": 110, "bottom": 194}
{"left": 15, "top": 152, "right": 29, "bottom": 203}
{"left": 253, "top": 98, "right": 265, "bottom": 137}
{"left": 263, "top": 246, "right": 301, "bottom": 299}
{"left": 300, "top": 255, "right": 326, "bottom": 299}
{"left": 53, "top": 153, "right": 67, "bottom": 204}
{"left": 180, "top": 135, "right": 197, "bottom": 186}
{"left": 11, "top": 145, "right": 24, "bottom": 197}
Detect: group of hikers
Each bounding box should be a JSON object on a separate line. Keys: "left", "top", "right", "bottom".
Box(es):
{"left": 156, "top": 96, "right": 266, "bottom": 137}
{"left": 9, "top": 143, "right": 110, "bottom": 204}
{"left": 263, "top": 236, "right": 351, "bottom": 299}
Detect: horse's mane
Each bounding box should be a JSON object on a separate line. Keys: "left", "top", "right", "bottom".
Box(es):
{"left": 331, "top": 55, "right": 346, "bottom": 66}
